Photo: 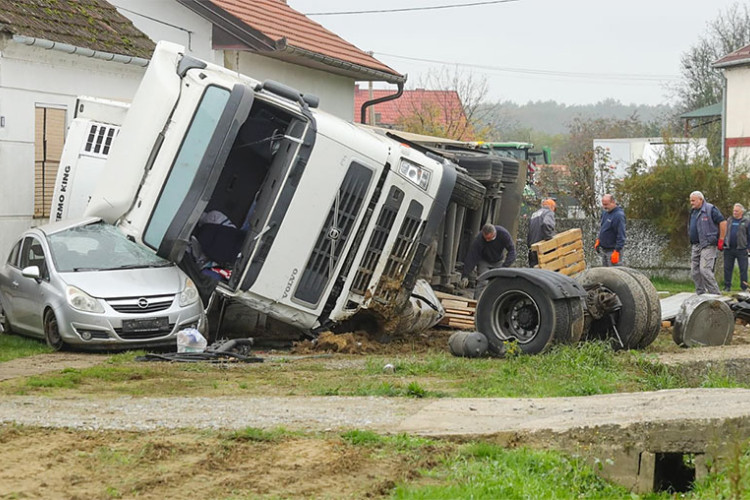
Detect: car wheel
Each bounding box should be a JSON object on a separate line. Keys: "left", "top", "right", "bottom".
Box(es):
{"left": 576, "top": 267, "right": 648, "bottom": 350}
{"left": 475, "top": 276, "right": 581, "bottom": 355}
{"left": 1, "top": 310, "right": 13, "bottom": 335}
{"left": 43, "top": 309, "right": 64, "bottom": 351}
{"left": 617, "top": 267, "right": 662, "bottom": 349}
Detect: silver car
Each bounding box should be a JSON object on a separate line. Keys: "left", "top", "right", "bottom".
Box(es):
{"left": 0, "top": 218, "right": 206, "bottom": 350}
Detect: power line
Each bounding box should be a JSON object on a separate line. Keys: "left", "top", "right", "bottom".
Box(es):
{"left": 304, "top": 0, "right": 519, "bottom": 16}
{"left": 375, "top": 52, "right": 681, "bottom": 83}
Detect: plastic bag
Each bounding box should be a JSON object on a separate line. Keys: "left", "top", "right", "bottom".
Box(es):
{"left": 176, "top": 327, "right": 207, "bottom": 353}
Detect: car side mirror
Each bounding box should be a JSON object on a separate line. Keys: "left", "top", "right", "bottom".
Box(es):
{"left": 21, "top": 266, "right": 41, "bottom": 281}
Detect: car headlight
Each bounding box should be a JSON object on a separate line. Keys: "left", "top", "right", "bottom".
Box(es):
{"left": 66, "top": 285, "right": 104, "bottom": 313}
{"left": 398, "top": 158, "right": 431, "bottom": 190}
{"left": 179, "top": 278, "right": 200, "bottom": 307}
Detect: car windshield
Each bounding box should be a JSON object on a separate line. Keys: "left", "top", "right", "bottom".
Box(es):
{"left": 47, "top": 222, "right": 172, "bottom": 272}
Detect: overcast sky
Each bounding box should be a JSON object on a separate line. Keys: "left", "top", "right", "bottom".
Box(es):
{"left": 288, "top": 0, "right": 743, "bottom": 106}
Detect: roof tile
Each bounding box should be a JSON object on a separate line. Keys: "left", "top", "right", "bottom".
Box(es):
{"left": 208, "top": 0, "right": 399, "bottom": 76}
{"left": 354, "top": 87, "right": 466, "bottom": 125}
{"left": 714, "top": 43, "right": 750, "bottom": 68}
{"left": 0, "top": 0, "right": 154, "bottom": 59}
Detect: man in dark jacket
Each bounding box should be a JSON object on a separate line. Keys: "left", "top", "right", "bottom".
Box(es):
{"left": 594, "top": 194, "right": 626, "bottom": 267}
{"left": 460, "top": 224, "right": 516, "bottom": 299}
{"left": 527, "top": 198, "right": 556, "bottom": 267}
{"left": 689, "top": 191, "right": 726, "bottom": 295}
{"left": 722, "top": 203, "right": 749, "bottom": 292}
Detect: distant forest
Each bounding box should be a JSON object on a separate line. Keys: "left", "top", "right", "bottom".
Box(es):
{"left": 479, "top": 98, "right": 676, "bottom": 137}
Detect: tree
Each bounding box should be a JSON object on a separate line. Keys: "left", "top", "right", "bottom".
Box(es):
{"left": 673, "top": 3, "right": 750, "bottom": 165}
{"left": 618, "top": 152, "right": 730, "bottom": 252}
{"left": 675, "top": 2, "right": 750, "bottom": 112}
{"left": 395, "top": 67, "right": 491, "bottom": 141}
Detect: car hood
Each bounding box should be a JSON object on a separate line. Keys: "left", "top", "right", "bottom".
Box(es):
{"left": 59, "top": 266, "right": 184, "bottom": 298}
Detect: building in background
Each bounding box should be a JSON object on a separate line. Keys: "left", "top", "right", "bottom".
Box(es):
{"left": 0, "top": 0, "right": 402, "bottom": 259}
{"left": 714, "top": 44, "right": 750, "bottom": 173}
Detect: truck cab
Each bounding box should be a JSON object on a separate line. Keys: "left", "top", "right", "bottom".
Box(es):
{"left": 82, "top": 41, "right": 455, "bottom": 333}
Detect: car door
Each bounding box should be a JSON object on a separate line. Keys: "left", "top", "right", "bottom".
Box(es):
{"left": 13, "top": 236, "right": 50, "bottom": 336}
{"left": 0, "top": 238, "right": 22, "bottom": 326}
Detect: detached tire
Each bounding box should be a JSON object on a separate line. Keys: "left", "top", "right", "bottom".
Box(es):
{"left": 43, "top": 309, "right": 64, "bottom": 351}
{"left": 576, "top": 267, "right": 648, "bottom": 349}
{"left": 617, "top": 267, "right": 662, "bottom": 349}
{"left": 475, "top": 277, "right": 582, "bottom": 354}
{"left": 450, "top": 170, "right": 485, "bottom": 210}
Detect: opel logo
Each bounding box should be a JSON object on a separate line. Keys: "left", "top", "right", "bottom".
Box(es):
{"left": 137, "top": 298, "right": 149, "bottom": 309}
{"left": 327, "top": 227, "right": 341, "bottom": 241}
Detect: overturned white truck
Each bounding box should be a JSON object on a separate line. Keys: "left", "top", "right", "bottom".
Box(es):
{"left": 54, "top": 41, "right": 661, "bottom": 354}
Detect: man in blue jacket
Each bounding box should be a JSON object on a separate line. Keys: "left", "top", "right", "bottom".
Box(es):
{"left": 460, "top": 224, "right": 516, "bottom": 299}
{"left": 722, "top": 203, "right": 748, "bottom": 292}
{"left": 689, "top": 191, "right": 726, "bottom": 295}
{"left": 594, "top": 194, "right": 626, "bottom": 267}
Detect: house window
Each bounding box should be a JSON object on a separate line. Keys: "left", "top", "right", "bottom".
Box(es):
{"left": 34, "top": 106, "right": 66, "bottom": 218}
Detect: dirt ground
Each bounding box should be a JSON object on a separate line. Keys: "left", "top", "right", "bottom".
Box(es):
{"left": 0, "top": 425, "right": 435, "bottom": 499}
{"left": 4, "top": 324, "right": 750, "bottom": 498}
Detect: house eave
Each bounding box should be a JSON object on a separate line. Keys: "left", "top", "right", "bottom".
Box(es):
{"left": 11, "top": 34, "right": 150, "bottom": 66}
{"left": 713, "top": 56, "right": 750, "bottom": 69}
{"left": 270, "top": 42, "right": 406, "bottom": 84}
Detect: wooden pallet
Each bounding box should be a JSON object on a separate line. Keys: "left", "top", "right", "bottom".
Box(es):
{"left": 434, "top": 290, "right": 476, "bottom": 330}
{"left": 531, "top": 228, "right": 586, "bottom": 276}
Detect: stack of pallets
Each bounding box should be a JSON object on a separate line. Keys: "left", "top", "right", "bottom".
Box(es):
{"left": 531, "top": 228, "right": 586, "bottom": 276}
{"left": 435, "top": 290, "right": 476, "bottom": 330}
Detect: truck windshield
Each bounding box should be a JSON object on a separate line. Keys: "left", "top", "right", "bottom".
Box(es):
{"left": 144, "top": 86, "right": 231, "bottom": 249}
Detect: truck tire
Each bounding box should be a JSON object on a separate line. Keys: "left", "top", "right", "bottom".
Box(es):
{"left": 450, "top": 170, "right": 486, "bottom": 210}
{"left": 617, "top": 267, "right": 662, "bottom": 349}
{"left": 475, "top": 276, "right": 582, "bottom": 355}
{"left": 576, "top": 268, "right": 648, "bottom": 350}
{"left": 453, "top": 154, "right": 492, "bottom": 181}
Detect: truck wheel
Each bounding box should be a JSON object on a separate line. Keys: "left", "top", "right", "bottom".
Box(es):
{"left": 450, "top": 170, "right": 485, "bottom": 210}
{"left": 475, "top": 277, "right": 578, "bottom": 354}
{"left": 617, "top": 267, "right": 662, "bottom": 348}
{"left": 576, "top": 268, "right": 648, "bottom": 349}
{"left": 454, "top": 154, "right": 492, "bottom": 181}
{"left": 44, "top": 309, "right": 64, "bottom": 351}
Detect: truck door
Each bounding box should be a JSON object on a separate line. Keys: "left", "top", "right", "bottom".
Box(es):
{"left": 142, "top": 84, "right": 255, "bottom": 263}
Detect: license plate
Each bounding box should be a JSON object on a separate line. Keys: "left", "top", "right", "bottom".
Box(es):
{"left": 122, "top": 316, "right": 169, "bottom": 333}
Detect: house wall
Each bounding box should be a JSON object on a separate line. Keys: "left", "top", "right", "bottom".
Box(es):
{"left": 723, "top": 65, "right": 750, "bottom": 173}
{"left": 117, "top": 1, "right": 356, "bottom": 120}
{"left": 230, "top": 51, "right": 356, "bottom": 120}
{"left": 113, "top": 0, "right": 222, "bottom": 65}
{"left": 0, "top": 39, "right": 144, "bottom": 259}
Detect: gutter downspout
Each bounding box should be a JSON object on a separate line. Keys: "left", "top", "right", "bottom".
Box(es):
{"left": 720, "top": 71, "right": 728, "bottom": 171}
{"left": 12, "top": 35, "right": 150, "bottom": 66}
{"left": 360, "top": 81, "right": 404, "bottom": 124}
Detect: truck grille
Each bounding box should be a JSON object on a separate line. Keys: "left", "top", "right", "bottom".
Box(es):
{"left": 375, "top": 200, "right": 424, "bottom": 302}
{"left": 294, "top": 162, "right": 372, "bottom": 305}
{"left": 107, "top": 296, "right": 174, "bottom": 314}
{"left": 351, "top": 186, "right": 404, "bottom": 295}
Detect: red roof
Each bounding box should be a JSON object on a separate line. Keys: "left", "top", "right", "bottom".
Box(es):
{"left": 204, "top": 0, "right": 401, "bottom": 79}
{"left": 354, "top": 87, "right": 467, "bottom": 125}
{"left": 714, "top": 43, "right": 750, "bottom": 68}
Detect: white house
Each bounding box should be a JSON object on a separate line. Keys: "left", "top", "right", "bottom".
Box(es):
{"left": 714, "top": 44, "right": 750, "bottom": 173}
{"left": 0, "top": 0, "right": 404, "bottom": 260}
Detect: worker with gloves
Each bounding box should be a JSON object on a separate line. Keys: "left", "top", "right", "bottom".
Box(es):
{"left": 688, "top": 190, "right": 726, "bottom": 295}
{"left": 527, "top": 198, "right": 557, "bottom": 267}
{"left": 594, "top": 193, "right": 626, "bottom": 267}
{"left": 460, "top": 224, "right": 516, "bottom": 299}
